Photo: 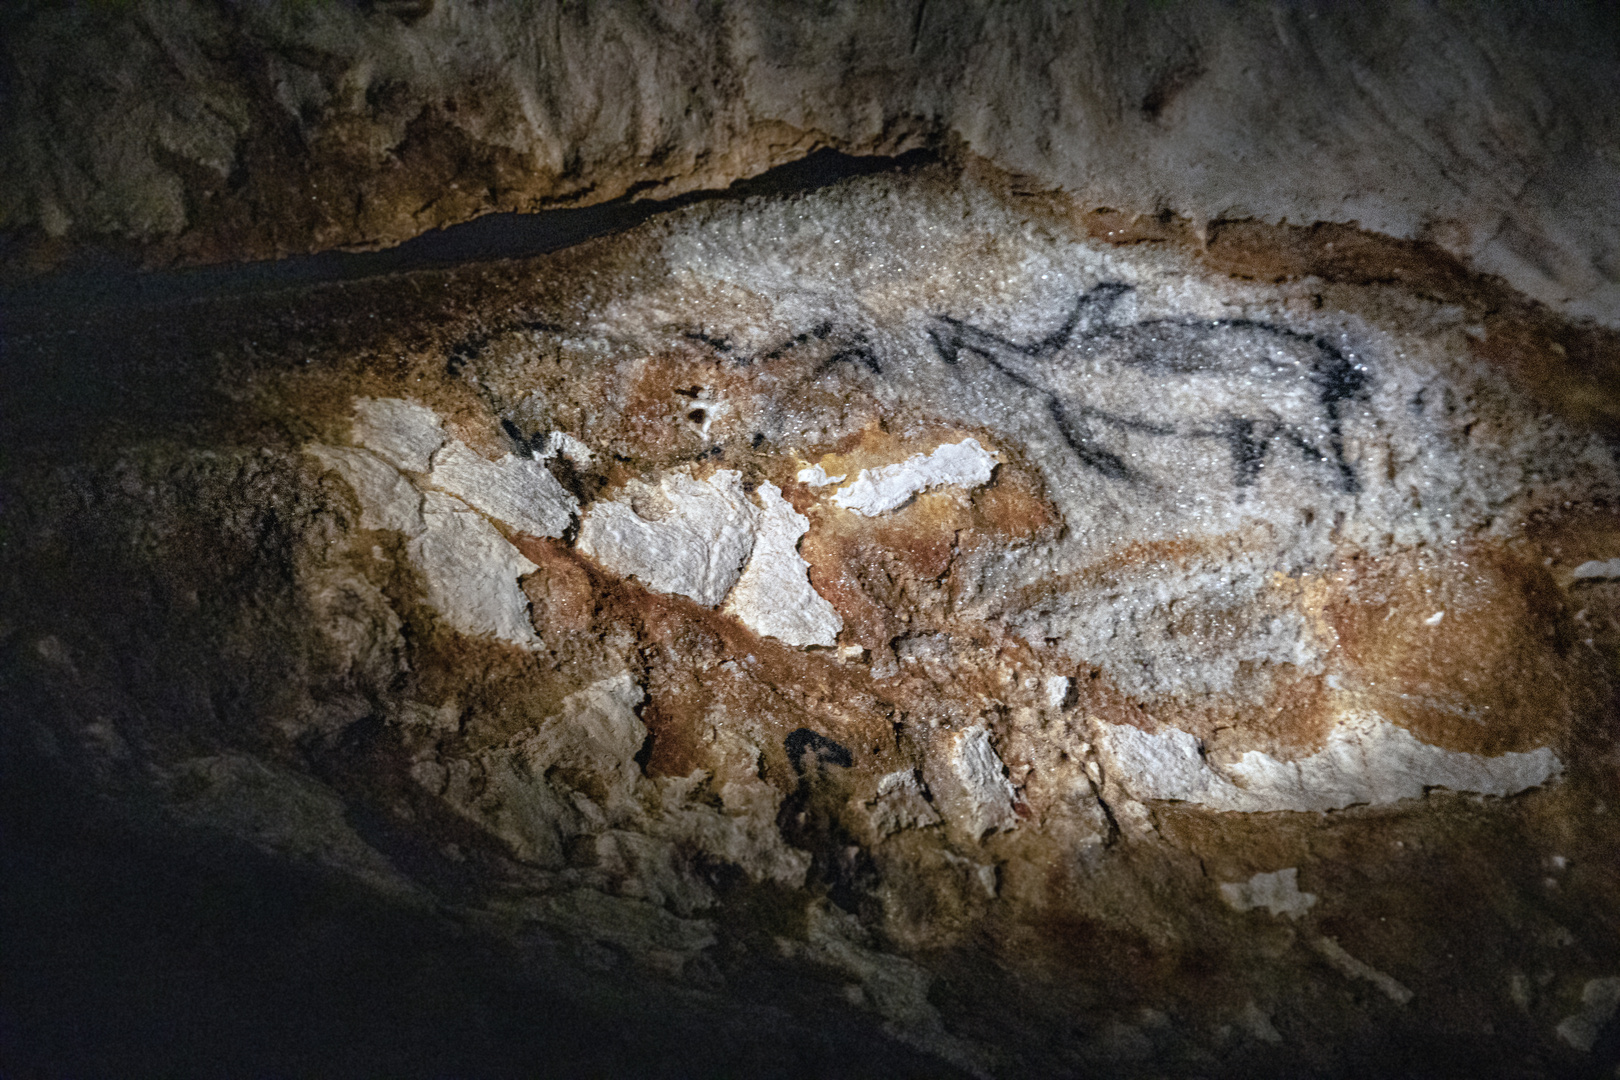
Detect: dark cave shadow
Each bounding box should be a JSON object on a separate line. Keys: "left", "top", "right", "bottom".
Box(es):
{"left": 0, "top": 148, "right": 937, "bottom": 321}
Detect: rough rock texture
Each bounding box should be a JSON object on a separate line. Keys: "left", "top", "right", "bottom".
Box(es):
{"left": 4, "top": 1, "right": 1619, "bottom": 329}
{"left": 6, "top": 158, "right": 1620, "bottom": 1075}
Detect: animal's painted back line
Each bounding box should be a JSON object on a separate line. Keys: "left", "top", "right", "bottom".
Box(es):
{"left": 929, "top": 284, "right": 1367, "bottom": 493}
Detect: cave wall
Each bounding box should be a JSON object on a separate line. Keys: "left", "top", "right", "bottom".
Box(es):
{"left": 5, "top": 4, "right": 1620, "bottom": 1079}
{"left": 4, "top": 1, "right": 1619, "bottom": 325}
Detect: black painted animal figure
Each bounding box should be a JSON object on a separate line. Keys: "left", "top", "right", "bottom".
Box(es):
{"left": 928, "top": 284, "right": 1366, "bottom": 493}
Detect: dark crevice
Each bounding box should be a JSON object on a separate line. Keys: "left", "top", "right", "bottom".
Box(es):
{"left": 2, "top": 148, "right": 938, "bottom": 319}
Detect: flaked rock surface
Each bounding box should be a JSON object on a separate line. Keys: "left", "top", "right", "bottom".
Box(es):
{"left": 4, "top": 161, "right": 1620, "bottom": 1076}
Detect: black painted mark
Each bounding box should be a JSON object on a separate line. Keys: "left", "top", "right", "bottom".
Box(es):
{"left": 928, "top": 284, "right": 1366, "bottom": 492}
{"left": 761, "top": 321, "right": 834, "bottom": 363}
{"left": 825, "top": 338, "right": 882, "bottom": 376}
{"left": 446, "top": 319, "right": 563, "bottom": 379}
{"left": 785, "top": 728, "right": 854, "bottom": 775}
{"left": 683, "top": 330, "right": 736, "bottom": 355}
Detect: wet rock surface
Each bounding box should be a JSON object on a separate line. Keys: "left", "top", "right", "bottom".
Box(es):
{"left": 4, "top": 159, "right": 1620, "bottom": 1076}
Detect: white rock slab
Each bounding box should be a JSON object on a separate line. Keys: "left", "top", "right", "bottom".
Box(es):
{"left": 952, "top": 725, "right": 1019, "bottom": 836}
{"left": 576, "top": 470, "right": 758, "bottom": 607}
{"left": 1312, "top": 936, "right": 1413, "bottom": 1004}
{"left": 1572, "top": 558, "right": 1620, "bottom": 580}
{"left": 305, "top": 444, "right": 424, "bottom": 535}
{"left": 428, "top": 440, "right": 577, "bottom": 538}
{"left": 1219, "top": 868, "right": 1317, "bottom": 919}
{"left": 1098, "top": 713, "right": 1562, "bottom": 813}
{"left": 796, "top": 463, "right": 845, "bottom": 487}
{"left": 352, "top": 397, "right": 444, "bottom": 472}
{"left": 831, "top": 438, "right": 997, "bottom": 516}
{"left": 408, "top": 492, "right": 541, "bottom": 646}
{"left": 723, "top": 482, "right": 842, "bottom": 647}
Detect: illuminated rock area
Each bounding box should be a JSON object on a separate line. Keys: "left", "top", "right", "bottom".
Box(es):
{"left": 5, "top": 159, "right": 1619, "bottom": 1077}
{"left": 3, "top": 6, "right": 1619, "bottom": 1078}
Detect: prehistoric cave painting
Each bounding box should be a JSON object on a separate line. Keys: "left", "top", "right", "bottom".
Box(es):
{"left": 785, "top": 727, "right": 855, "bottom": 775}
{"left": 684, "top": 320, "right": 883, "bottom": 375}
{"left": 927, "top": 284, "right": 1367, "bottom": 492}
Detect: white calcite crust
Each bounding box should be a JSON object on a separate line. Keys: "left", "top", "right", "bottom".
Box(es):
{"left": 1572, "top": 558, "right": 1620, "bottom": 580}
{"left": 310, "top": 398, "right": 583, "bottom": 647}
{"left": 407, "top": 492, "right": 541, "bottom": 646}
{"left": 352, "top": 397, "right": 444, "bottom": 472}
{"left": 427, "top": 440, "right": 577, "bottom": 539}
{"left": 723, "top": 482, "right": 842, "bottom": 647}
{"left": 540, "top": 431, "right": 595, "bottom": 467}
{"left": 304, "top": 444, "right": 424, "bottom": 535}
{"left": 577, "top": 470, "right": 758, "bottom": 607}
{"left": 1099, "top": 714, "right": 1562, "bottom": 813}
{"left": 796, "top": 463, "right": 846, "bottom": 487}
{"left": 831, "top": 439, "right": 997, "bottom": 516}
{"left": 951, "top": 725, "right": 1019, "bottom": 836}
{"left": 1219, "top": 868, "right": 1317, "bottom": 919}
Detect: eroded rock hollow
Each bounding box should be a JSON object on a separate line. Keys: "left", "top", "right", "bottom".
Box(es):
{"left": 4, "top": 4, "right": 1619, "bottom": 1078}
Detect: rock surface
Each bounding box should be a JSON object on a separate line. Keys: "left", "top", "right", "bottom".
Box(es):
{"left": 4, "top": 1, "right": 1619, "bottom": 328}
{"left": 6, "top": 157, "right": 1620, "bottom": 1075}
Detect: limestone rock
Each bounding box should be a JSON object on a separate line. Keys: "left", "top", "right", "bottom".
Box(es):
{"left": 5, "top": 4, "right": 1619, "bottom": 329}
{"left": 722, "top": 481, "right": 842, "bottom": 647}
{"left": 8, "top": 147, "right": 1620, "bottom": 1076}
{"left": 408, "top": 492, "right": 541, "bottom": 646}
{"left": 577, "top": 470, "right": 757, "bottom": 607}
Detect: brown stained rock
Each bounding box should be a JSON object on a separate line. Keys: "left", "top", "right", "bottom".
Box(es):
{"left": 7, "top": 156, "right": 1620, "bottom": 1075}
{"left": 1325, "top": 543, "right": 1604, "bottom": 757}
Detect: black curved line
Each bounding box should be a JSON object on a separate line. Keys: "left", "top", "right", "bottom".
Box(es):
{"left": 928, "top": 283, "right": 1367, "bottom": 492}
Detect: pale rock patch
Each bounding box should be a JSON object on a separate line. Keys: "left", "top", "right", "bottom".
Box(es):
{"left": 518, "top": 674, "right": 647, "bottom": 812}
{"left": 577, "top": 469, "right": 758, "bottom": 606}
{"left": 1556, "top": 976, "right": 1620, "bottom": 1052}
{"left": 1043, "top": 675, "right": 1071, "bottom": 710}
{"left": 493, "top": 889, "right": 717, "bottom": 960}
{"left": 1220, "top": 868, "right": 1318, "bottom": 919}
{"left": 863, "top": 769, "right": 942, "bottom": 836}
{"left": 1237, "top": 1001, "right": 1283, "bottom": 1044}
{"left": 723, "top": 481, "right": 842, "bottom": 647}
{"left": 427, "top": 439, "right": 577, "bottom": 538}
{"left": 951, "top": 725, "right": 1020, "bottom": 836}
{"left": 352, "top": 397, "right": 444, "bottom": 472}
{"left": 831, "top": 438, "right": 997, "bottom": 516}
{"left": 1572, "top": 558, "right": 1620, "bottom": 580}
{"left": 408, "top": 492, "right": 541, "bottom": 646}
{"left": 1311, "top": 936, "right": 1413, "bottom": 1004}
{"left": 796, "top": 463, "right": 846, "bottom": 487}
{"left": 1097, "top": 714, "right": 1562, "bottom": 812}
{"left": 540, "top": 430, "right": 595, "bottom": 467}
{"left": 305, "top": 444, "right": 424, "bottom": 534}
{"left": 791, "top": 902, "right": 989, "bottom": 1077}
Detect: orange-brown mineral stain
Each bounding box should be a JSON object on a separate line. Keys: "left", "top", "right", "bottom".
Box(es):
{"left": 792, "top": 424, "right": 1059, "bottom": 650}
{"left": 1325, "top": 542, "right": 1608, "bottom": 756}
